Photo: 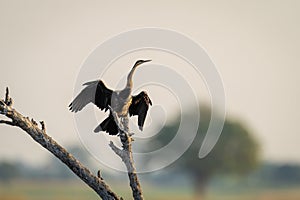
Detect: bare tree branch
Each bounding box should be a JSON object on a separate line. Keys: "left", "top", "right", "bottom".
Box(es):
{"left": 0, "top": 88, "right": 120, "bottom": 200}
{"left": 109, "top": 110, "right": 144, "bottom": 200}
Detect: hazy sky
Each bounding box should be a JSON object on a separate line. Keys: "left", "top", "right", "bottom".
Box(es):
{"left": 0, "top": 0, "right": 299, "bottom": 166}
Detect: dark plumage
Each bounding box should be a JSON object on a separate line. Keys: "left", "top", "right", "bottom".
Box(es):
{"left": 69, "top": 60, "right": 152, "bottom": 135}
{"left": 129, "top": 91, "right": 152, "bottom": 131}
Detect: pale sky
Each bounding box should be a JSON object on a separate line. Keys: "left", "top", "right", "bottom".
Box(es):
{"left": 0, "top": 0, "right": 299, "bottom": 167}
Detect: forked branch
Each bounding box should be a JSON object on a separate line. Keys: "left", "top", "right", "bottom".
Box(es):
{"left": 0, "top": 88, "right": 120, "bottom": 200}
{"left": 109, "top": 110, "right": 144, "bottom": 200}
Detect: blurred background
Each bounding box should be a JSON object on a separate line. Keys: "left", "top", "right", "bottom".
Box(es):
{"left": 0, "top": 1, "right": 300, "bottom": 200}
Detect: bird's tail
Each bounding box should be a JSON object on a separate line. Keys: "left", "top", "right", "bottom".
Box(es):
{"left": 94, "top": 114, "right": 119, "bottom": 135}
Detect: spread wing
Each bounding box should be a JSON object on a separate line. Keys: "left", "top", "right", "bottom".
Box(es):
{"left": 69, "top": 80, "right": 112, "bottom": 113}
{"left": 129, "top": 91, "right": 152, "bottom": 131}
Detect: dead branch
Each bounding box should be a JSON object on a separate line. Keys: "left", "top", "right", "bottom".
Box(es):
{"left": 0, "top": 88, "right": 120, "bottom": 200}
{"left": 109, "top": 110, "right": 144, "bottom": 200}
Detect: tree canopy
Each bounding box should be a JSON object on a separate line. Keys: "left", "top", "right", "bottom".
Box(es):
{"left": 147, "top": 105, "right": 260, "bottom": 193}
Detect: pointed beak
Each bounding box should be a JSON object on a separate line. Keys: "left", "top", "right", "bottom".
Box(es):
{"left": 143, "top": 60, "right": 152, "bottom": 63}
{"left": 134, "top": 59, "right": 152, "bottom": 68}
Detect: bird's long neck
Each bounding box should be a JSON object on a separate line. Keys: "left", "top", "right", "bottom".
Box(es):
{"left": 125, "top": 65, "right": 138, "bottom": 90}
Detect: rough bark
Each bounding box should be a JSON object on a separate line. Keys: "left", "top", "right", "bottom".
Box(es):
{"left": 0, "top": 88, "right": 120, "bottom": 200}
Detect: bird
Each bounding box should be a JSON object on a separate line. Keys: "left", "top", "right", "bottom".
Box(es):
{"left": 69, "top": 60, "right": 152, "bottom": 135}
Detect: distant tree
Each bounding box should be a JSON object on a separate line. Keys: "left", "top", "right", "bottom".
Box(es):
{"left": 271, "top": 164, "right": 300, "bottom": 184}
{"left": 0, "top": 161, "right": 19, "bottom": 182}
{"left": 148, "top": 106, "right": 260, "bottom": 198}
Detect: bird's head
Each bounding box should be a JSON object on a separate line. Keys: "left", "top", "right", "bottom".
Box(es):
{"left": 133, "top": 59, "right": 151, "bottom": 68}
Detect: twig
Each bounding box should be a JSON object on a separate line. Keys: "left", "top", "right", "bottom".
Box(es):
{"left": 0, "top": 120, "right": 16, "bottom": 126}
{"left": 40, "top": 121, "right": 46, "bottom": 132}
{"left": 97, "top": 170, "right": 104, "bottom": 180}
{"left": 31, "top": 119, "right": 38, "bottom": 126}
{"left": 5, "top": 87, "right": 9, "bottom": 104}
{"left": 5, "top": 87, "right": 12, "bottom": 106}
{"left": 109, "top": 141, "right": 123, "bottom": 157}
{"left": 0, "top": 88, "right": 120, "bottom": 200}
